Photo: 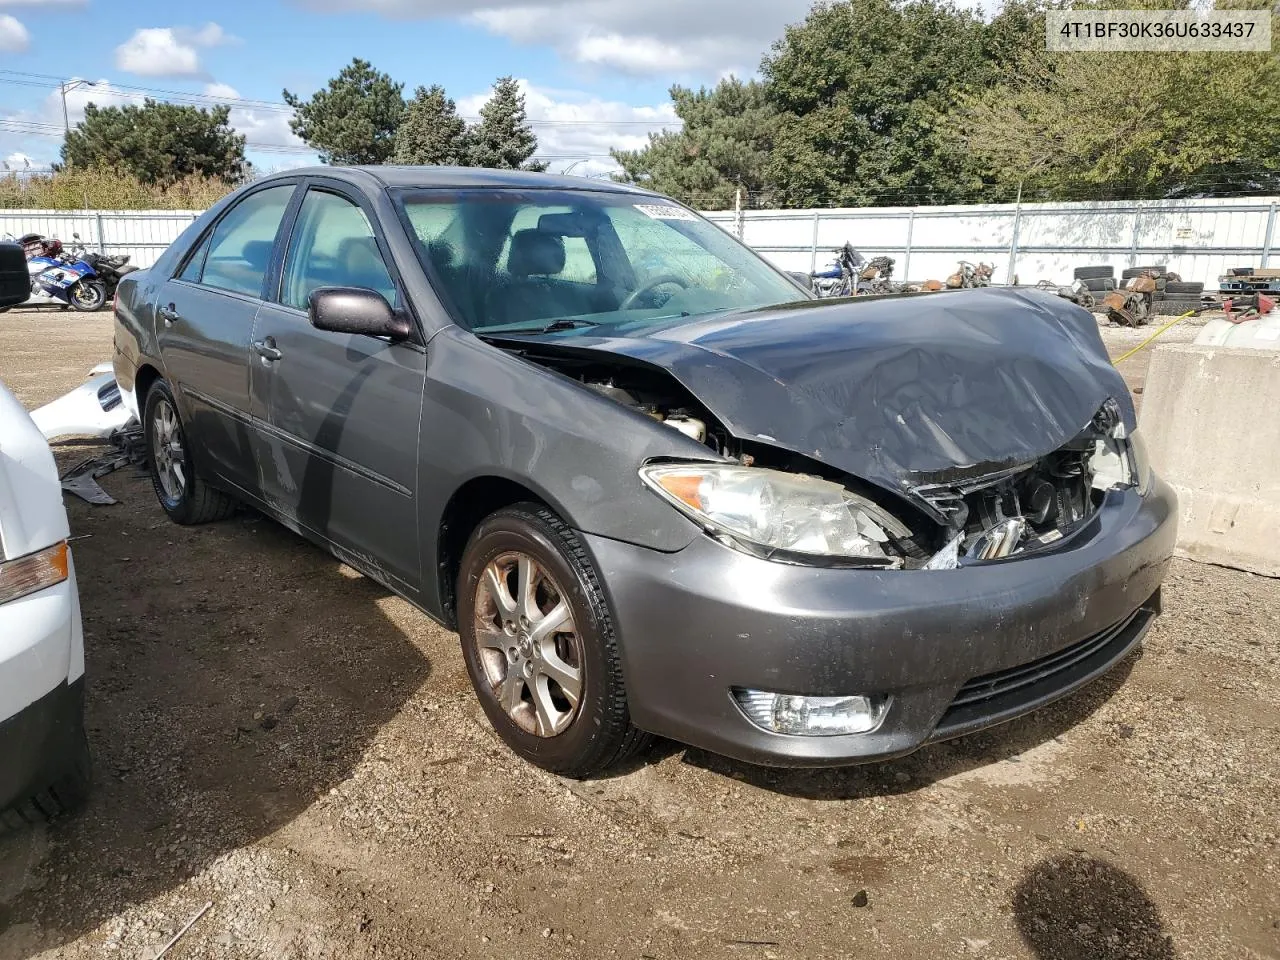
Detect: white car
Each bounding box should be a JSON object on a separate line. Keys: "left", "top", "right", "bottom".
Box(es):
{"left": 0, "top": 379, "right": 90, "bottom": 829}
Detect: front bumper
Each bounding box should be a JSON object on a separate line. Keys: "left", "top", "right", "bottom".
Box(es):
{"left": 587, "top": 477, "right": 1176, "bottom": 767}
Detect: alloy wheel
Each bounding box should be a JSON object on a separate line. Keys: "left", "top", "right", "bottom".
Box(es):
{"left": 152, "top": 398, "right": 186, "bottom": 501}
{"left": 472, "top": 551, "right": 584, "bottom": 737}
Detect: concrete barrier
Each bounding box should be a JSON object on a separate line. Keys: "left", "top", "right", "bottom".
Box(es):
{"left": 1140, "top": 343, "right": 1280, "bottom": 577}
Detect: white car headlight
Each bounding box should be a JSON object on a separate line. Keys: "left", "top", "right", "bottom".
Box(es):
{"left": 0, "top": 541, "right": 69, "bottom": 604}
{"left": 639, "top": 463, "right": 910, "bottom": 566}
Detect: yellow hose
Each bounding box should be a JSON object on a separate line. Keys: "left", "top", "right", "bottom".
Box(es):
{"left": 1111, "top": 311, "right": 1197, "bottom": 366}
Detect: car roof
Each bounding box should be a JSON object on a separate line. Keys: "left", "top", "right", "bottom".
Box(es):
{"left": 256, "top": 165, "right": 657, "bottom": 196}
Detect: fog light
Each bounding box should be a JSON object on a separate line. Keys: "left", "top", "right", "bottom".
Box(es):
{"left": 733, "top": 689, "right": 889, "bottom": 736}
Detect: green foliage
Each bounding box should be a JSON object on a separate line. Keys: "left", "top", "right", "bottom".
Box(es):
{"left": 956, "top": 9, "right": 1280, "bottom": 199}
{"left": 60, "top": 100, "right": 246, "bottom": 186}
{"left": 611, "top": 78, "right": 777, "bottom": 208}
{"left": 761, "top": 0, "right": 1017, "bottom": 206}
{"left": 283, "top": 58, "right": 405, "bottom": 164}
{"left": 467, "top": 77, "right": 546, "bottom": 170}
{"left": 393, "top": 85, "right": 470, "bottom": 165}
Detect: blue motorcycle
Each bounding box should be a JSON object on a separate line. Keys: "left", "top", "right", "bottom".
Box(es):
{"left": 0, "top": 233, "right": 108, "bottom": 312}
{"left": 30, "top": 244, "right": 108, "bottom": 312}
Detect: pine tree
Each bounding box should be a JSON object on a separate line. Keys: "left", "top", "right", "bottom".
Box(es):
{"left": 392, "top": 85, "right": 469, "bottom": 166}
{"left": 283, "top": 59, "right": 404, "bottom": 165}
{"left": 467, "top": 77, "right": 546, "bottom": 171}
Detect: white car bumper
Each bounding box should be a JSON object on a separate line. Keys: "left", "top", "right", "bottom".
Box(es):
{"left": 0, "top": 551, "right": 84, "bottom": 723}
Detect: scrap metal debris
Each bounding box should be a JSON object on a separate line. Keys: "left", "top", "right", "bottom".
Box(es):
{"left": 58, "top": 423, "right": 146, "bottom": 505}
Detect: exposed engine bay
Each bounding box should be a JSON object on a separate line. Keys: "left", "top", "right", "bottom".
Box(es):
{"left": 509, "top": 347, "right": 1142, "bottom": 572}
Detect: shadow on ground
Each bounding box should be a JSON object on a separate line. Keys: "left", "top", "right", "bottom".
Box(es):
{"left": 1013, "top": 852, "right": 1175, "bottom": 960}
{"left": 681, "top": 655, "right": 1138, "bottom": 800}
{"left": 0, "top": 470, "right": 431, "bottom": 956}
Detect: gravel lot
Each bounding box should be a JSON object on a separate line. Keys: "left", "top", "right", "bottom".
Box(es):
{"left": 0, "top": 306, "right": 1276, "bottom": 960}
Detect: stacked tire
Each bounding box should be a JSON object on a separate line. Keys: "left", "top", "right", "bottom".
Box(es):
{"left": 1073, "top": 265, "right": 1116, "bottom": 296}
{"left": 1152, "top": 279, "right": 1204, "bottom": 316}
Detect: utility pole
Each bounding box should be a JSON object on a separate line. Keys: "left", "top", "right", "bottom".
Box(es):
{"left": 59, "top": 79, "right": 97, "bottom": 134}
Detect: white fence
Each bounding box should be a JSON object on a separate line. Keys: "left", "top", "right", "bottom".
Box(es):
{"left": 0, "top": 209, "right": 200, "bottom": 268}
{"left": 3, "top": 196, "right": 1277, "bottom": 286}
{"left": 704, "top": 196, "right": 1279, "bottom": 287}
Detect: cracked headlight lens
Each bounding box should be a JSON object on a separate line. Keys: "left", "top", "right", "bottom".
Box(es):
{"left": 640, "top": 463, "right": 909, "bottom": 565}
{"left": 1092, "top": 427, "right": 1151, "bottom": 495}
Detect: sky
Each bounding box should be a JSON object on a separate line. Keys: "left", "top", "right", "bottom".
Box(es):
{"left": 0, "top": 0, "right": 818, "bottom": 176}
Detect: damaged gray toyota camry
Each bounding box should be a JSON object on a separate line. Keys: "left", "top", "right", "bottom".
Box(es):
{"left": 113, "top": 167, "right": 1176, "bottom": 777}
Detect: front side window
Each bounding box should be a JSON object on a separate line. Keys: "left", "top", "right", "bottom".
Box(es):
{"left": 198, "top": 185, "right": 294, "bottom": 298}
{"left": 394, "top": 188, "right": 799, "bottom": 333}
{"left": 281, "top": 189, "right": 398, "bottom": 311}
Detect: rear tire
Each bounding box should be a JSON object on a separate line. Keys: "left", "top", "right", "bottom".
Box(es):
{"left": 144, "top": 380, "right": 237, "bottom": 525}
{"left": 1122, "top": 265, "right": 1166, "bottom": 279}
{"left": 457, "top": 503, "right": 650, "bottom": 778}
{"left": 1165, "top": 281, "right": 1204, "bottom": 295}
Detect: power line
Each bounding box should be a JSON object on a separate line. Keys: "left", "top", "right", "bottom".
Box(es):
{"left": 0, "top": 71, "right": 683, "bottom": 128}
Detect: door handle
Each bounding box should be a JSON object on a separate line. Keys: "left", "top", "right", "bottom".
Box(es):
{"left": 158, "top": 304, "right": 181, "bottom": 326}
{"left": 253, "top": 337, "right": 282, "bottom": 362}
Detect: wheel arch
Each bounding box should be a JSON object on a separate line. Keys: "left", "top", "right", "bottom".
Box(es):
{"left": 133, "top": 362, "right": 164, "bottom": 413}
{"left": 435, "top": 474, "right": 566, "bottom": 630}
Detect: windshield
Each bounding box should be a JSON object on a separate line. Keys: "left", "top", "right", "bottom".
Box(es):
{"left": 393, "top": 188, "right": 803, "bottom": 333}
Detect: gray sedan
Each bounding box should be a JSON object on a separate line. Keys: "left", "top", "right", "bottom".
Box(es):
{"left": 113, "top": 167, "right": 1176, "bottom": 776}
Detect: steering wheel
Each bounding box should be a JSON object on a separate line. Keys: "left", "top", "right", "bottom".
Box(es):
{"left": 619, "top": 274, "right": 689, "bottom": 310}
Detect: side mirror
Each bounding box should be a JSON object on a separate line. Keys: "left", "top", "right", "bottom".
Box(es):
{"left": 307, "top": 286, "right": 412, "bottom": 340}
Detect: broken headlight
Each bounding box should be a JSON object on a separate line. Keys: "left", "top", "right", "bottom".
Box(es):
{"left": 639, "top": 463, "right": 909, "bottom": 566}
{"left": 1091, "top": 426, "right": 1152, "bottom": 496}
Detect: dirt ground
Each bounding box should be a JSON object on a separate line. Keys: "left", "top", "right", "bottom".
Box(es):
{"left": 0, "top": 307, "right": 1276, "bottom": 960}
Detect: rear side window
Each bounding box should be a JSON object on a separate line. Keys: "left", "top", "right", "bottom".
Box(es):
{"left": 197, "top": 185, "right": 294, "bottom": 297}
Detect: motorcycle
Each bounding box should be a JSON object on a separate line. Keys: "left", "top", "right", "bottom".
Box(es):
{"left": 0, "top": 232, "right": 109, "bottom": 312}
{"left": 811, "top": 244, "right": 903, "bottom": 298}
{"left": 810, "top": 243, "right": 863, "bottom": 297}
{"left": 66, "top": 234, "right": 137, "bottom": 301}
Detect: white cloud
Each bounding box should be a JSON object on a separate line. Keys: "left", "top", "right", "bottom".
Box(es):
{"left": 203, "top": 81, "right": 241, "bottom": 100}
{"left": 114, "top": 22, "right": 233, "bottom": 78}
{"left": 458, "top": 79, "right": 677, "bottom": 176}
{"left": 200, "top": 82, "right": 316, "bottom": 168}
{"left": 4, "top": 152, "right": 35, "bottom": 170}
{"left": 295, "top": 0, "right": 811, "bottom": 76}
{"left": 0, "top": 13, "right": 29, "bottom": 52}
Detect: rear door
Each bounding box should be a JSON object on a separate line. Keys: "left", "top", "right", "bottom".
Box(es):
{"left": 249, "top": 181, "right": 425, "bottom": 592}
{"left": 156, "top": 182, "right": 298, "bottom": 496}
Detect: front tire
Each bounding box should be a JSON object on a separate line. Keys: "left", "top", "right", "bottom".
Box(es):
{"left": 69, "top": 280, "right": 106, "bottom": 312}
{"left": 144, "top": 380, "right": 237, "bottom": 524}
{"left": 457, "top": 504, "right": 650, "bottom": 778}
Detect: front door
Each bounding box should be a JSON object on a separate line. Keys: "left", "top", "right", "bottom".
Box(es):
{"left": 249, "top": 185, "right": 425, "bottom": 592}
{"left": 156, "top": 183, "right": 296, "bottom": 496}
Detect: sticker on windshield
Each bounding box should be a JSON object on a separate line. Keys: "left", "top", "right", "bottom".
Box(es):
{"left": 634, "top": 203, "right": 699, "bottom": 222}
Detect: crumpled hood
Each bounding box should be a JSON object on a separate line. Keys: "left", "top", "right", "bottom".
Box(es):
{"left": 499, "top": 288, "right": 1132, "bottom": 496}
